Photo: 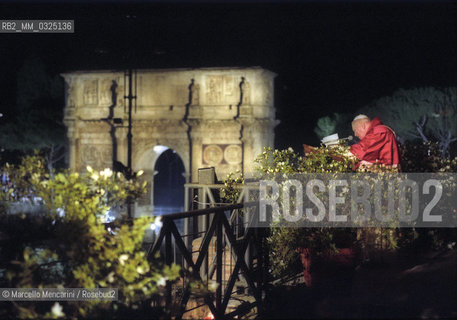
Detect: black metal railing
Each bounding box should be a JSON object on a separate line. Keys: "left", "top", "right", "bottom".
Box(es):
{"left": 147, "top": 202, "right": 265, "bottom": 319}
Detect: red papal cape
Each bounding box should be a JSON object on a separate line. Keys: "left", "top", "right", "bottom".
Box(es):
{"left": 350, "top": 117, "right": 401, "bottom": 167}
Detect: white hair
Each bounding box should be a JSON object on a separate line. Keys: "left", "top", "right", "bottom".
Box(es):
{"left": 353, "top": 114, "right": 370, "bottom": 121}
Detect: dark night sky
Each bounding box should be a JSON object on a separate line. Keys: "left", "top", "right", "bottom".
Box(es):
{"left": 1, "top": 1, "right": 456, "bottom": 151}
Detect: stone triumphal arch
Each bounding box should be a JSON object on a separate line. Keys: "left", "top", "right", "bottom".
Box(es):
{"left": 62, "top": 67, "right": 277, "bottom": 216}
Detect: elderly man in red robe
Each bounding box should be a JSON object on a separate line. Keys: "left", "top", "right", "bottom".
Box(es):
{"left": 350, "top": 114, "right": 401, "bottom": 172}
{"left": 350, "top": 115, "right": 402, "bottom": 262}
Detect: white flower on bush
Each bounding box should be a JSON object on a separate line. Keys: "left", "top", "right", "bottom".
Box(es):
{"left": 157, "top": 276, "right": 168, "bottom": 286}
{"left": 107, "top": 271, "right": 115, "bottom": 283}
{"left": 208, "top": 280, "right": 219, "bottom": 291}
{"left": 136, "top": 266, "right": 146, "bottom": 274}
{"left": 51, "top": 302, "right": 65, "bottom": 318}
{"left": 100, "top": 168, "right": 113, "bottom": 178}
{"left": 119, "top": 254, "right": 129, "bottom": 265}
{"left": 57, "top": 208, "right": 65, "bottom": 217}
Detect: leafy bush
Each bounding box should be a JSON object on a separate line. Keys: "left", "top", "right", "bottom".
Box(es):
{"left": 399, "top": 141, "right": 457, "bottom": 251}
{"left": 221, "top": 141, "right": 457, "bottom": 278}
{"left": 252, "top": 146, "right": 358, "bottom": 277}
{"left": 0, "top": 155, "right": 180, "bottom": 319}
{"left": 400, "top": 141, "right": 457, "bottom": 173}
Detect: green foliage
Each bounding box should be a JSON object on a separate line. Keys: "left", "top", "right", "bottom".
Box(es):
{"left": 314, "top": 87, "right": 457, "bottom": 157}
{"left": 254, "top": 146, "right": 356, "bottom": 175}
{"left": 220, "top": 171, "right": 244, "bottom": 204}
{"left": 314, "top": 113, "right": 352, "bottom": 140}
{"left": 399, "top": 141, "right": 457, "bottom": 252}
{"left": 251, "top": 146, "right": 358, "bottom": 277}
{"left": 219, "top": 136, "right": 457, "bottom": 280}
{"left": 362, "top": 88, "right": 456, "bottom": 138}
{"left": 401, "top": 141, "right": 457, "bottom": 173}
{"left": 0, "top": 156, "right": 180, "bottom": 319}
{"left": 360, "top": 87, "right": 457, "bottom": 157}
{"left": 255, "top": 143, "right": 457, "bottom": 278}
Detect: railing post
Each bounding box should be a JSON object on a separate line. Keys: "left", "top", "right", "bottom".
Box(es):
{"left": 200, "top": 187, "right": 208, "bottom": 280}
{"left": 197, "top": 182, "right": 208, "bottom": 280}
{"left": 244, "top": 206, "right": 251, "bottom": 270}
{"left": 255, "top": 227, "right": 264, "bottom": 313}
{"left": 184, "top": 185, "right": 190, "bottom": 269}
{"left": 215, "top": 211, "right": 223, "bottom": 319}
{"left": 165, "top": 221, "right": 172, "bottom": 309}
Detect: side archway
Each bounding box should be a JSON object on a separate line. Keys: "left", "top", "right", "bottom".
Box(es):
{"left": 153, "top": 148, "right": 185, "bottom": 215}
{"left": 134, "top": 145, "right": 187, "bottom": 217}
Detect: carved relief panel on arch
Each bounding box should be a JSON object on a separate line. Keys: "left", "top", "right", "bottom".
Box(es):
{"left": 80, "top": 145, "right": 112, "bottom": 171}
{"left": 206, "top": 76, "right": 223, "bottom": 104}
{"left": 205, "top": 75, "right": 243, "bottom": 105}
{"left": 83, "top": 80, "right": 98, "bottom": 105}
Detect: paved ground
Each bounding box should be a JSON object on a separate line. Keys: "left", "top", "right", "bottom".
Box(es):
{"left": 262, "top": 249, "right": 457, "bottom": 319}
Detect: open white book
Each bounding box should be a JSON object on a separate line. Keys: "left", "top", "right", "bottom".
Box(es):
{"left": 321, "top": 133, "right": 339, "bottom": 146}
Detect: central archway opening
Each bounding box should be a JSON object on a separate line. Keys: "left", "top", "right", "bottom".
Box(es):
{"left": 153, "top": 147, "right": 185, "bottom": 216}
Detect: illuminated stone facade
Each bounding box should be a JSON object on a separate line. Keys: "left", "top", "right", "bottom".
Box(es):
{"left": 62, "top": 67, "right": 277, "bottom": 215}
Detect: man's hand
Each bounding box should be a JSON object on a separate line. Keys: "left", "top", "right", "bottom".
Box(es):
{"left": 359, "top": 160, "right": 374, "bottom": 166}
{"left": 343, "top": 150, "right": 357, "bottom": 159}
